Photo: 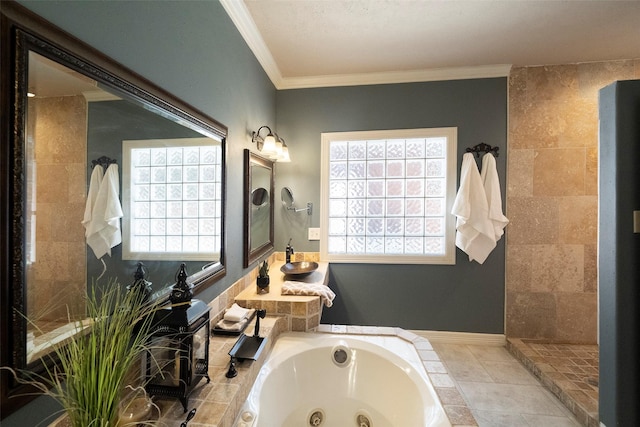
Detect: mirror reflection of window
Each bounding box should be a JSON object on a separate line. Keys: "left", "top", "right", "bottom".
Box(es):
{"left": 122, "top": 138, "right": 222, "bottom": 261}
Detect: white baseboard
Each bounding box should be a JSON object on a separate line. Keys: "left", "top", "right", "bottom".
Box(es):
{"left": 410, "top": 330, "right": 506, "bottom": 346}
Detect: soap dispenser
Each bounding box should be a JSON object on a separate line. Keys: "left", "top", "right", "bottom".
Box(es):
{"left": 286, "top": 238, "right": 294, "bottom": 263}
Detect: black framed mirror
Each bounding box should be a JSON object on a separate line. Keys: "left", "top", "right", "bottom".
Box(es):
{"left": 1, "top": 3, "right": 227, "bottom": 416}
{"left": 243, "top": 149, "right": 274, "bottom": 267}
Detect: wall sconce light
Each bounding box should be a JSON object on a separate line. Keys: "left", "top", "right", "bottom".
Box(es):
{"left": 251, "top": 125, "right": 291, "bottom": 163}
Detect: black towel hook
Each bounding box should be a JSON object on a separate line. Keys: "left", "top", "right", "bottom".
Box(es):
{"left": 466, "top": 143, "right": 499, "bottom": 158}
{"left": 91, "top": 155, "right": 117, "bottom": 170}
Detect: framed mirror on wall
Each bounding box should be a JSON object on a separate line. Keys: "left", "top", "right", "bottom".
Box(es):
{"left": 243, "top": 149, "right": 274, "bottom": 267}
{"left": 0, "top": 3, "right": 227, "bottom": 416}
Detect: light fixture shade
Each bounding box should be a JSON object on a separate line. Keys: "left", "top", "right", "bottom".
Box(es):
{"left": 278, "top": 145, "right": 291, "bottom": 162}
{"left": 268, "top": 137, "right": 283, "bottom": 160}
{"left": 261, "top": 134, "right": 278, "bottom": 155}
{"left": 252, "top": 126, "right": 292, "bottom": 162}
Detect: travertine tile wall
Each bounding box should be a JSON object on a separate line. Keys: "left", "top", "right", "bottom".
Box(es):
{"left": 506, "top": 60, "right": 640, "bottom": 343}
{"left": 28, "top": 96, "right": 88, "bottom": 324}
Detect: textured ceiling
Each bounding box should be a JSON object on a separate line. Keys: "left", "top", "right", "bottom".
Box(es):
{"left": 222, "top": 0, "right": 640, "bottom": 88}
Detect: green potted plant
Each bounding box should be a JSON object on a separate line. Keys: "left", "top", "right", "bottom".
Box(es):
{"left": 256, "top": 260, "right": 270, "bottom": 294}
{"left": 8, "top": 279, "right": 160, "bottom": 427}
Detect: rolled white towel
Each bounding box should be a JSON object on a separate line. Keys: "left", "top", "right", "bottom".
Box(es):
{"left": 223, "top": 303, "right": 251, "bottom": 322}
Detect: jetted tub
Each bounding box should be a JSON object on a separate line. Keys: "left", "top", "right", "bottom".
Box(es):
{"left": 234, "top": 332, "right": 452, "bottom": 427}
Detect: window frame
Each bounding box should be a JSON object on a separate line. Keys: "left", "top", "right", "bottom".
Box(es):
{"left": 121, "top": 137, "right": 223, "bottom": 261}
{"left": 320, "top": 128, "right": 458, "bottom": 264}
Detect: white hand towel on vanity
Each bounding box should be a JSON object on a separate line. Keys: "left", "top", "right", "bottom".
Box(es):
{"left": 223, "top": 303, "right": 251, "bottom": 322}
{"left": 480, "top": 153, "right": 509, "bottom": 243}
{"left": 451, "top": 152, "right": 496, "bottom": 264}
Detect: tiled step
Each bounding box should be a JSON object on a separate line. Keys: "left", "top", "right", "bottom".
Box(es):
{"left": 506, "top": 338, "right": 599, "bottom": 427}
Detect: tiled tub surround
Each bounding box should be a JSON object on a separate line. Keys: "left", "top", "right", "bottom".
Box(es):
{"left": 156, "top": 325, "right": 479, "bottom": 427}
{"left": 235, "top": 257, "right": 327, "bottom": 332}
{"left": 235, "top": 330, "right": 466, "bottom": 426}
{"left": 151, "top": 326, "right": 476, "bottom": 427}
{"left": 507, "top": 339, "right": 598, "bottom": 427}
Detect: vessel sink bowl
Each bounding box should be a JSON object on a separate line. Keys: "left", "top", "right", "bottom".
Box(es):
{"left": 280, "top": 261, "right": 319, "bottom": 276}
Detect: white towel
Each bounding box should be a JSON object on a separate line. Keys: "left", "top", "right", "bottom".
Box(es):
{"left": 82, "top": 165, "right": 104, "bottom": 236}
{"left": 215, "top": 309, "right": 255, "bottom": 332}
{"left": 480, "top": 153, "right": 509, "bottom": 243}
{"left": 223, "top": 303, "right": 251, "bottom": 322}
{"left": 281, "top": 281, "right": 336, "bottom": 307}
{"left": 451, "top": 153, "right": 496, "bottom": 264}
{"left": 215, "top": 318, "right": 250, "bottom": 332}
{"left": 84, "top": 164, "right": 123, "bottom": 259}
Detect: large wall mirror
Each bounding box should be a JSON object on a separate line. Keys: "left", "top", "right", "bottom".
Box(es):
{"left": 243, "top": 150, "right": 274, "bottom": 267}
{"left": 1, "top": 3, "right": 227, "bottom": 416}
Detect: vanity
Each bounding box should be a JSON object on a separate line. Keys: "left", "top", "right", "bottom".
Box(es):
{"left": 235, "top": 257, "right": 330, "bottom": 332}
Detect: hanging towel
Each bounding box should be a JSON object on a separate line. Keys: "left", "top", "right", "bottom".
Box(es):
{"left": 480, "top": 153, "right": 509, "bottom": 243}
{"left": 84, "top": 164, "right": 123, "bottom": 259}
{"left": 281, "top": 281, "right": 336, "bottom": 307}
{"left": 451, "top": 153, "right": 496, "bottom": 264}
{"left": 82, "top": 165, "right": 104, "bottom": 236}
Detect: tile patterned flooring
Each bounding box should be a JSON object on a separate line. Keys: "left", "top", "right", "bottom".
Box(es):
{"left": 431, "top": 341, "right": 584, "bottom": 426}
{"left": 506, "top": 339, "right": 599, "bottom": 427}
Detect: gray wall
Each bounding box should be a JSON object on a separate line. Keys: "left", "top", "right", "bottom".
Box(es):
{"left": 275, "top": 79, "right": 507, "bottom": 332}
{"left": 598, "top": 79, "right": 640, "bottom": 427}
{"left": 6, "top": 1, "right": 275, "bottom": 425}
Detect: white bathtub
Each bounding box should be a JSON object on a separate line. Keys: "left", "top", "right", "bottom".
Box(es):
{"left": 234, "top": 332, "right": 452, "bottom": 427}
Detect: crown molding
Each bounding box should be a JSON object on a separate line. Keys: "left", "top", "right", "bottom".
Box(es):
{"left": 219, "top": 0, "right": 283, "bottom": 88}
{"left": 220, "top": 1, "right": 511, "bottom": 90}
{"left": 277, "top": 64, "right": 513, "bottom": 89}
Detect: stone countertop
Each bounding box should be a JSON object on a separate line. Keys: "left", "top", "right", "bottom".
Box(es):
{"left": 235, "top": 260, "right": 330, "bottom": 303}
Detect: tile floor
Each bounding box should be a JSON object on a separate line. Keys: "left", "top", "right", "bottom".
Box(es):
{"left": 506, "top": 339, "right": 599, "bottom": 427}
{"left": 431, "top": 341, "right": 583, "bottom": 427}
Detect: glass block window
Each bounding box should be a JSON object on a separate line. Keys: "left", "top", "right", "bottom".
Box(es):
{"left": 122, "top": 138, "right": 222, "bottom": 261}
{"left": 321, "top": 128, "right": 457, "bottom": 264}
